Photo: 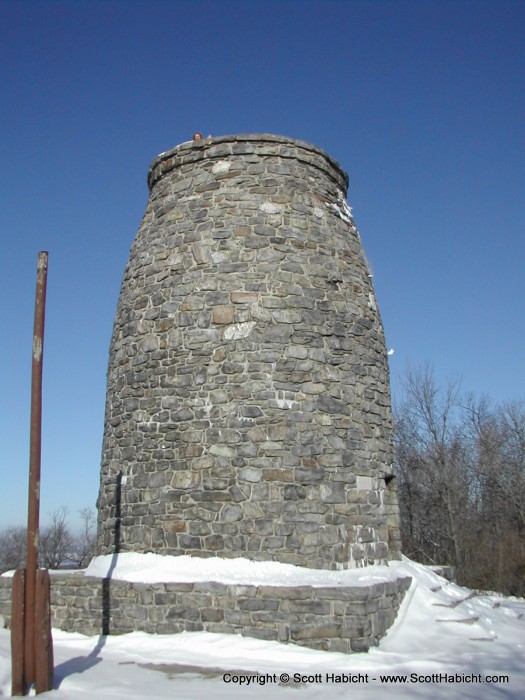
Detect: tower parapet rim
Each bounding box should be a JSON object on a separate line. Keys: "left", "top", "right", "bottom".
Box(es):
{"left": 147, "top": 133, "right": 349, "bottom": 193}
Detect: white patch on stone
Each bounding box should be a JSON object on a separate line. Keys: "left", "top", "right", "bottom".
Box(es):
{"left": 320, "top": 485, "right": 332, "bottom": 500}
{"left": 326, "top": 190, "right": 358, "bottom": 230}
{"left": 313, "top": 207, "right": 325, "bottom": 219}
{"left": 356, "top": 475, "right": 374, "bottom": 491}
{"left": 378, "top": 489, "right": 385, "bottom": 512}
{"left": 211, "top": 252, "right": 229, "bottom": 263}
{"left": 259, "top": 201, "right": 283, "bottom": 215}
{"left": 368, "top": 292, "right": 377, "bottom": 311}
{"left": 275, "top": 391, "right": 295, "bottom": 409}
{"left": 201, "top": 398, "right": 213, "bottom": 418}
{"left": 223, "top": 321, "right": 257, "bottom": 340}
{"left": 341, "top": 199, "right": 353, "bottom": 221}
{"left": 209, "top": 445, "right": 236, "bottom": 458}
{"left": 327, "top": 200, "right": 352, "bottom": 226}
{"left": 212, "top": 160, "right": 231, "bottom": 175}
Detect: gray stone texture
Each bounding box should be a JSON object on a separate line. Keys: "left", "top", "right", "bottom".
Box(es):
{"left": 96, "top": 134, "right": 401, "bottom": 568}
{"left": 0, "top": 574, "right": 411, "bottom": 654}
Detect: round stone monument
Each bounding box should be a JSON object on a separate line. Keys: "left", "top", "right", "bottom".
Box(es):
{"left": 96, "top": 134, "right": 400, "bottom": 569}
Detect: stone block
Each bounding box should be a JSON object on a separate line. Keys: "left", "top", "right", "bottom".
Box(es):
{"left": 201, "top": 608, "right": 225, "bottom": 623}
{"left": 288, "top": 600, "right": 331, "bottom": 614}
{"left": 238, "top": 599, "right": 279, "bottom": 612}
{"left": 230, "top": 291, "right": 259, "bottom": 304}
{"left": 211, "top": 305, "right": 235, "bottom": 324}
{"left": 290, "top": 622, "right": 342, "bottom": 640}
{"left": 221, "top": 504, "right": 243, "bottom": 522}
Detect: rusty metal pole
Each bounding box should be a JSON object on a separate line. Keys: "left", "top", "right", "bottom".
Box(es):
{"left": 24, "top": 251, "right": 48, "bottom": 688}
{"left": 11, "top": 569, "right": 25, "bottom": 695}
{"left": 34, "top": 569, "right": 54, "bottom": 694}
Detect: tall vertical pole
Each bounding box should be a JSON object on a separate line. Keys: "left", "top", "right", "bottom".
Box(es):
{"left": 24, "top": 251, "right": 48, "bottom": 687}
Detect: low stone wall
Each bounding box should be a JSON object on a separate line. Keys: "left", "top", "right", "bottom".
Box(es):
{"left": 0, "top": 573, "right": 411, "bottom": 653}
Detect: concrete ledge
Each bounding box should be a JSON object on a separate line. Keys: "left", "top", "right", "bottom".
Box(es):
{"left": 0, "top": 573, "right": 411, "bottom": 654}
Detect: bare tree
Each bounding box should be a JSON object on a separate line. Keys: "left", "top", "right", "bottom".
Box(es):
{"left": 395, "top": 367, "right": 525, "bottom": 595}
{"left": 0, "top": 505, "right": 96, "bottom": 573}
{"left": 394, "top": 365, "right": 467, "bottom": 568}
{"left": 499, "top": 400, "right": 525, "bottom": 535}
{"left": 0, "top": 526, "right": 27, "bottom": 573}
{"left": 75, "top": 507, "right": 97, "bottom": 568}
{"left": 39, "top": 506, "right": 74, "bottom": 569}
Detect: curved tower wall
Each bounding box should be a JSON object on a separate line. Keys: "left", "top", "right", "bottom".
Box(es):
{"left": 96, "top": 134, "right": 401, "bottom": 569}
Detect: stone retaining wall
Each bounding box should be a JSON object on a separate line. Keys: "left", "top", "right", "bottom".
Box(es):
{"left": 0, "top": 573, "right": 411, "bottom": 653}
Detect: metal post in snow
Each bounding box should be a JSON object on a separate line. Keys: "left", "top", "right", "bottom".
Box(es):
{"left": 24, "top": 251, "right": 48, "bottom": 688}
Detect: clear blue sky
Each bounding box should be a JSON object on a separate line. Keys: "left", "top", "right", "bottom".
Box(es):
{"left": 1, "top": 0, "right": 523, "bottom": 530}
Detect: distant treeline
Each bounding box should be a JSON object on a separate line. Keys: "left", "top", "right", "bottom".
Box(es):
{"left": 0, "top": 506, "right": 96, "bottom": 573}
{"left": 394, "top": 365, "right": 524, "bottom": 596}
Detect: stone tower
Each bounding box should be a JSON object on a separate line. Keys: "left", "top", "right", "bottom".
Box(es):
{"left": 96, "top": 134, "right": 401, "bottom": 569}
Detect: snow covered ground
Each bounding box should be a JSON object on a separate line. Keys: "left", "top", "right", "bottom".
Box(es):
{"left": 0, "top": 556, "right": 524, "bottom": 698}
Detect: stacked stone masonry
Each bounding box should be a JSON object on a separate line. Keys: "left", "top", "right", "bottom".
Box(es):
{"left": 0, "top": 574, "right": 411, "bottom": 654}
{"left": 96, "top": 134, "right": 401, "bottom": 569}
